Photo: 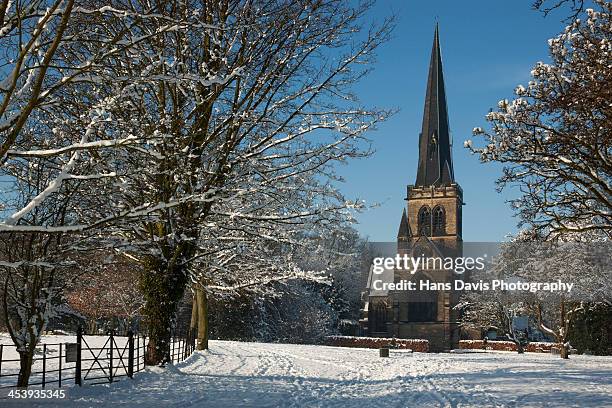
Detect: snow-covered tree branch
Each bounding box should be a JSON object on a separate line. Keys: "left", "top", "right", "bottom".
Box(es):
{"left": 466, "top": 1, "right": 611, "bottom": 239}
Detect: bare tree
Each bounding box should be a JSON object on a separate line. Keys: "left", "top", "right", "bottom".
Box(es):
{"left": 1, "top": 234, "right": 63, "bottom": 386}
{"left": 532, "top": 0, "right": 585, "bottom": 20}
{"left": 466, "top": 1, "right": 611, "bottom": 239}
{"left": 93, "top": 0, "right": 393, "bottom": 365}
{"left": 460, "top": 235, "right": 611, "bottom": 359}
{"left": 0, "top": 0, "right": 74, "bottom": 162}
{"left": 0, "top": 2, "right": 213, "bottom": 375}
{"left": 0, "top": 0, "right": 392, "bottom": 367}
{"left": 186, "top": 179, "right": 365, "bottom": 349}
{"left": 0, "top": 3, "right": 190, "bottom": 233}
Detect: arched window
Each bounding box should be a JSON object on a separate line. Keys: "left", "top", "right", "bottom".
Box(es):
{"left": 418, "top": 206, "right": 431, "bottom": 236}
{"left": 432, "top": 205, "right": 446, "bottom": 236}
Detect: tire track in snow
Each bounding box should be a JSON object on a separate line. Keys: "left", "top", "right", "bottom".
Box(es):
{"left": 269, "top": 346, "right": 409, "bottom": 407}
{"left": 392, "top": 355, "right": 506, "bottom": 408}
{"left": 178, "top": 342, "right": 518, "bottom": 408}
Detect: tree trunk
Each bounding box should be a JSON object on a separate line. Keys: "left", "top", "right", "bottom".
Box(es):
{"left": 17, "top": 348, "right": 34, "bottom": 387}
{"left": 560, "top": 343, "right": 570, "bottom": 359}
{"left": 559, "top": 301, "right": 569, "bottom": 359}
{"left": 88, "top": 319, "right": 97, "bottom": 335}
{"left": 196, "top": 286, "right": 209, "bottom": 350}
{"left": 140, "top": 256, "right": 189, "bottom": 366}
{"left": 189, "top": 292, "right": 198, "bottom": 346}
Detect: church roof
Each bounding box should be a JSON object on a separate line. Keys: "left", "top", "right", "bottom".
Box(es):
{"left": 415, "top": 24, "right": 454, "bottom": 187}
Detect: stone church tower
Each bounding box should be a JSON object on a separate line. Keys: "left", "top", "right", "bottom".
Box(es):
{"left": 362, "top": 25, "right": 463, "bottom": 351}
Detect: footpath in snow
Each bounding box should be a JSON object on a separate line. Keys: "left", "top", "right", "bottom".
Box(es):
{"left": 4, "top": 339, "right": 612, "bottom": 407}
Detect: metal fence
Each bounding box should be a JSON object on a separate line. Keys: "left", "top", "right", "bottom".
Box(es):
{"left": 0, "top": 329, "right": 194, "bottom": 388}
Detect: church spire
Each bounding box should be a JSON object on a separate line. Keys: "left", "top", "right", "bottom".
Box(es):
{"left": 415, "top": 24, "right": 454, "bottom": 187}
{"left": 397, "top": 208, "right": 411, "bottom": 239}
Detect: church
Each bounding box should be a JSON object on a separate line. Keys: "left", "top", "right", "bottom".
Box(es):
{"left": 360, "top": 25, "right": 464, "bottom": 351}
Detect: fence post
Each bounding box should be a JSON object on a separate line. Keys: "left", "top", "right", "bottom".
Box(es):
{"left": 109, "top": 330, "right": 114, "bottom": 383}
{"left": 127, "top": 330, "right": 134, "bottom": 378}
{"left": 171, "top": 337, "right": 175, "bottom": 364}
{"left": 75, "top": 327, "right": 82, "bottom": 386}
{"left": 0, "top": 344, "right": 3, "bottom": 378}
{"left": 42, "top": 344, "right": 46, "bottom": 388}
{"left": 58, "top": 343, "right": 62, "bottom": 387}
{"left": 136, "top": 335, "right": 140, "bottom": 372}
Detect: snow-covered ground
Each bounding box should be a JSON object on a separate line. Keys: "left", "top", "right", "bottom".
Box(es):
{"left": 3, "top": 339, "right": 612, "bottom": 407}
{"left": 0, "top": 333, "right": 148, "bottom": 389}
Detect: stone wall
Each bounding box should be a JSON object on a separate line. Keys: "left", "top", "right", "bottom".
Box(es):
{"left": 458, "top": 340, "right": 562, "bottom": 353}
{"left": 326, "top": 336, "right": 429, "bottom": 352}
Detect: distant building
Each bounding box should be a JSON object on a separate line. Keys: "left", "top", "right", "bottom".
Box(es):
{"left": 360, "top": 25, "right": 464, "bottom": 351}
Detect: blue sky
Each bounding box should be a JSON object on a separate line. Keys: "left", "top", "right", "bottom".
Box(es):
{"left": 339, "top": 0, "right": 571, "bottom": 242}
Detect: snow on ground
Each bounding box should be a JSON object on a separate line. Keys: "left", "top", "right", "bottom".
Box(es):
{"left": 3, "top": 339, "right": 612, "bottom": 407}
{"left": 0, "top": 333, "right": 142, "bottom": 389}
